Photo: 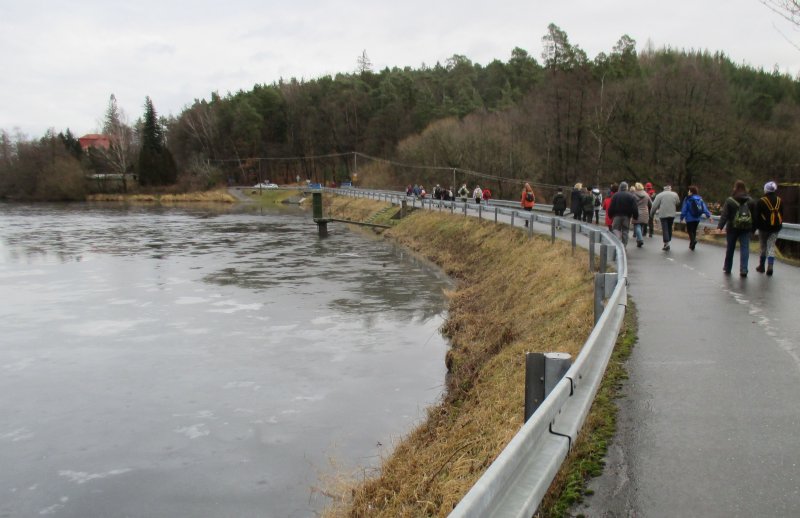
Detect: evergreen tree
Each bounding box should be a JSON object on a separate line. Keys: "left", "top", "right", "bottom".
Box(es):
{"left": 138, "top": 96, "right": 177, "bottom": 186}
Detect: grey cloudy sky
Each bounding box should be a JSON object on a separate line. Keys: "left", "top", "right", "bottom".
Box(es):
{"left": 1, "top": 0, "right": 798, "bottom": 138}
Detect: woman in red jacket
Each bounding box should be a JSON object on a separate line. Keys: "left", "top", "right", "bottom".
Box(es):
{"left": 603, "top": 183, "right": 618, "bottom": 230}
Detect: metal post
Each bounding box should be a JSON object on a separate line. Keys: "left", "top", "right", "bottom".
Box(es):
{"left": 599, "top": 244, "right": 608, "bottom": 273}
{"left": 463, "top": 202, "right": 467, "bottom": 216}
{"left": 494, "top": 207, "right": 498, "bottom": 224}
{"left": 594, "top": 273, "right": 604, "bottom": 324}
{"left": 525, "top": 352, "right": 573, "bottom": 421}
{"left": 524, "top": 352, "right": 545, "bottom": 422}
{"left": 571, "top": 223, "right": 577, "bottom": 255}
{"left": 511, "top": 211, "right": 515, "bottom": 227}
{"left": 544, "top": 352, "right": 572, "bottom": 397}
{"left": 317, "top": 221, "right": 328, "bottom": 238}
{"left": 551, "top": 218, "right": 556, "bottom": 243}
{"left": 589, "top": 231, "right": 596, "bottom": 271}
{"left": 528, "top": 214, "right": 534, "bottom": 238}
{"left": 478, "top": 203, "right": 482, "bottom": 220}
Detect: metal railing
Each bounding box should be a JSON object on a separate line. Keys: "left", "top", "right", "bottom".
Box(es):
{"left": 328, "top": 187, "right": 628, "bottom": 517}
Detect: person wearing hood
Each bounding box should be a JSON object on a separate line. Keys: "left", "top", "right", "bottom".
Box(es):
{"left": 608, "top": 181, "right": 638, "bottom": 246}
{"left": 632, "top": 183, "right": 652, "bottom": 247}
{"left": 679, "top": 185, "right": 712, "bottom": 250}
{"left": 717, "top": 179, "right": 755, "bottom": 277}
{"left": 603, "top": 183, "right": 617, "bottom": 231}
{"left": 755, "top": 181, "right": 783, "bottom": 276}
{"left": 552, "top": 187, "right": 567, "bottom": 216}
{"left": 570, "top": 183, "right": 583, "bottom": 220}
{"left": 521, "top": 182, "right": 536, "bottom": 227}
{"left": 458, "top": 183, "right": 469, "bottom": 202}
{"left": 473, "top": 185, "right": 483, "bottom": 204}
{"left": 581, "top": 186, "right": 595, "bottom": 223}
{"left": 651, "top": 184, "right": 681, "bottom": 251}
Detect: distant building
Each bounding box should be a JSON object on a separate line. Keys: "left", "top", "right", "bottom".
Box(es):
{"left": 78, "top": 134, "right": 110, "bottom": 151}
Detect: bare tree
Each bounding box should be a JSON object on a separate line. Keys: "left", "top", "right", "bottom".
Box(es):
{"left": 761, "top": 0, "right": 800, "bottom": 25}
{"left": 100, "top": 94, "right": 135, "bottom": 192}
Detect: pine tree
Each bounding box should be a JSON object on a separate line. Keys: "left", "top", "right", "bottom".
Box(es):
{"left": 138, "top": 96, "right": 177, "bottom": 186}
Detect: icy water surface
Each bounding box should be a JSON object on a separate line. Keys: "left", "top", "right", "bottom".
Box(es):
{"left": 0, "top": 203, "right": 450, "bottom": 518}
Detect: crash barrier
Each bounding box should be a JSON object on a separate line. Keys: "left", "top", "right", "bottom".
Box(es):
{"left": 327, "top": 188, "right": 628, "bottom": 517}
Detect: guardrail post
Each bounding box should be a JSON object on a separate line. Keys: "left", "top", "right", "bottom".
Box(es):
{"left": 525, "top": 352, "right": 573, "bottom": 421}
{"left": 594, "top": 273, "right": 604, "bottom": 324}
{"left": 495, "top": 207, "right": 498, "bottom": 224}
{"left": 571, "top": 223, "right": 577, "bottom": 255}
{"left": 589, "top": 231, "right": 597, "bottom": 271}
{"left": 511, "top": 211, "right": 515, "bottom": 227}
{"left": 463, "top": 202, "right": 467, "bottom": 216}
{"left": 528, "top": 214, "right": 534, "bottom": 238}
{"left": 478, "top": 204, "right": 482, "bottom": 220}
{"left": 551, "top": 218, "right": 556, "bottom": 243}
{"left": 599, "top": 244, "right": 608, "bottom": 273}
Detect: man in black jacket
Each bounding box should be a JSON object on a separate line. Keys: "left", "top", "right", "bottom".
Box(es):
{"left": 608, "top": 181, "right": 638, "bottom": 247}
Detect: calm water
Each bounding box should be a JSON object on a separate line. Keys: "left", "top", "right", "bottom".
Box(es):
{"left": 0, "top": 202, "right": 450, "bottom": 518}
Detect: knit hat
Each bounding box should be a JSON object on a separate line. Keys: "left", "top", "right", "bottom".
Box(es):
{"left": 764, "top": 181, "right": 778, "bottom": 193}
{"left": 619, "top": 181, "right": 629, "bottom": 191}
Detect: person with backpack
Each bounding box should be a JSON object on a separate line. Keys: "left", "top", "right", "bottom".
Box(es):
{"left": 482, "top": 186, "right": 492, "bottom": 206}
{"left": 717, "top": 179, "right": 755, "bottom": 277}
{"left": 651, "top": 185, "right": 681, "bottom": 251}
{"left": 591, "top": 188, "right": 603, "bottom": 224}
{"left": 680, "top": 185, "right": 711, "bottom": 251}
{"left": 552, "top": 187, "right": 567, "bottom": 216}
{"left": 645, "top": 182, "right": 656, "bottom": 237}
{"left": 458, "top": 183, "right": 469, "bottom": 202}
{"left": 755, "top": 181, "right": 783, "bottom": 276}
{"left": 608, "top": 181, "right": 639, "bottom": 247}
{"left": 521, "top": 182, "right": 536, "bottom": 227}
{"left": 473, "top": 185, "right": 483, "bottom": 204}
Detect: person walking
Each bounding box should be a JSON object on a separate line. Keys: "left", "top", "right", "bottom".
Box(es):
{"left": 679, "top": 185, "right": 711, "bottom": 251}
{"left": 458, "top": 183, "right": 469, "bottom": 202}
{"left": 552, "top": 187, "right": 567, "bottom": 216}
{"left": 645, "top": 182, "right": 656, "bottom": 237}
{"left": 603, "top": 183, "right": 617, "bottom": 231}
{"left": 473, "top": 185, "right": 483, "bottom": 204}
{"left": 482, "top": 186, "right": 492, "bottom": 206}
{"left": 608, "top": 181, "right": 638, "bottom": 247}
{"left": 581, "top": 186, "right": 595, "bottom": 223}
{"left": 521, "top": 182, "right": 536, "bottom": 227}
{"left": 651, "top": 184, "right": 681, "bottom": 251}
{"left": 717, "top": 179, "right": 755, "bottom": 277}
{"left": 570, "top": 183, "right": 583, "bottom": 221}
{"left": 632, "top": 183, "right": 652, "bottom": 248}
{"left": 755, "top": 181, "right": 783, "bottom": 276}
{"left": 592, "top": 188, "right": 603, "bottom": 224}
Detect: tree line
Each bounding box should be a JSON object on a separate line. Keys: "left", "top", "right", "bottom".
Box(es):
{"left": 1, "top": 24, "right": 799, "bottom": 202}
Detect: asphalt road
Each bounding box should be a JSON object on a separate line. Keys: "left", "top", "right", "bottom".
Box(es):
{"left": 576, "top": 233, "right": 800, "bottom": 517}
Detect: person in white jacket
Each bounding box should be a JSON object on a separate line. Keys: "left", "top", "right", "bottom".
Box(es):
{"left": 473, "top": 185, "right": 483, "bottom": 204}
{"left": 650, "top": 185, "right": 681, "bottom": 251}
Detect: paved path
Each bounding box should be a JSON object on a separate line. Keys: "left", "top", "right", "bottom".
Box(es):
{"left": 579, "top": 233, "right": 800, "bottom": 517}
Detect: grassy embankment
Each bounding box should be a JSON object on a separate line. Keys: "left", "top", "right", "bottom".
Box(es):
{"left": 87, "top": 189, "right": 237, "bottom": 203}
{"left": 321, "top": 196, "right": 632, "bottom": 517}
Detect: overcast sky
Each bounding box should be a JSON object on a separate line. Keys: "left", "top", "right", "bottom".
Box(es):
{"left": 2, "top": 0, "right": 799, "bottom": 139}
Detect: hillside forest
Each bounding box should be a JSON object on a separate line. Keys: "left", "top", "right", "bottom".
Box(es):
{"left": 1, "top": 24, "right": 799, "bottom": 204}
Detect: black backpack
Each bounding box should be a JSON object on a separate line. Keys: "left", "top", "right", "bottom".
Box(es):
{"left": 688, "top": 197, "right": 703, "bottom": 218}
{"left": 729, "top": 198, "right": 753, "bottom": 230}
{"left": 525, "top": 191, "right": 534, "bottom": 202}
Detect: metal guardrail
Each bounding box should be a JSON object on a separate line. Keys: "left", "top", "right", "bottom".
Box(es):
{"left": 327, "top": 187, "right": 628, "bottom": 517}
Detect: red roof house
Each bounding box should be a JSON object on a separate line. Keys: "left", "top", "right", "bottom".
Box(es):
{"left": 78, "top": 134, "right": 111, "bottom": 151}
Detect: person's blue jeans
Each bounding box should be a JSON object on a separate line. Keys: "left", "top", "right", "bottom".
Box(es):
{"left": 660, "top": 217, "right": 675, "bottom": 243}
{"left": 634, "top": 222, "right": 644, "bottom": 243}
{"left": 724, "top": 229, "right": 751, "bottom": 274}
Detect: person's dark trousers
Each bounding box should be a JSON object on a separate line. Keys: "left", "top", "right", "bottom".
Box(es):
{"left": 660, "top": 217, "right": 675, "bottom": 243}
{"left": 724, "top": 228, "right": 751, "bottom": 274}
{"left": 573, "top": 207, "right": 582, "bottom": 220}
{"left": 554, "top": 209, "right": 564, "bottom": 216}
{"left": 594, "top": 210, "right": 600, "bottom": 225}
{"left": 524, "top": 206, "right": 532, "bottom": 227}
{"left": 648, "top": 215, "right": 654, "bottom": 237}
{"left": 686, "top": 221, "right": 700, "bottom": 248}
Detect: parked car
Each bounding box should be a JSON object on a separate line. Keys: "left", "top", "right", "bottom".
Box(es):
{"left": 253, "top": 182, "right": 279, "bottom": 189}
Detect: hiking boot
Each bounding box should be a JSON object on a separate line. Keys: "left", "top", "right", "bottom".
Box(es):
{"left": 740, "top": 271, "right": 748, "bottom": 278}
{"left": 689, "top": 240, "right": 696, "bottom": 250}
{"left": 767, "top": 266, "right": 774, "bottom": 276}
{"left": 755, "top": 265, "right": 765, "bottom": 273}
{"left": 723, "top": 269, "right": 731, "bottom": 275}
{"left": 637, "top": 241, "right": 644, "bottom": 248}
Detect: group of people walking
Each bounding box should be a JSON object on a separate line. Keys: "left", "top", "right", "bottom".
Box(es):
{"left": 604, "top": 178, "right": 784, "bottom": 277}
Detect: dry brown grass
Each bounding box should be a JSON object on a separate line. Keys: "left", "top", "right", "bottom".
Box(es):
{"left": 86, "top": 190, "right": 236, "bottom": 203}
{"left": 323, "top": 196, "right": 594, "bottom": 517}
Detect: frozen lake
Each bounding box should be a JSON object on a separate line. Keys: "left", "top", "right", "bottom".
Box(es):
{"left": 0, "top": 202, "right": 450, "bottom": 517}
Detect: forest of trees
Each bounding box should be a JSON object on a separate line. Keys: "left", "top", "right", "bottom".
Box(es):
{"left": 1, "top": 24, "right": 799, "bottom": 202}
